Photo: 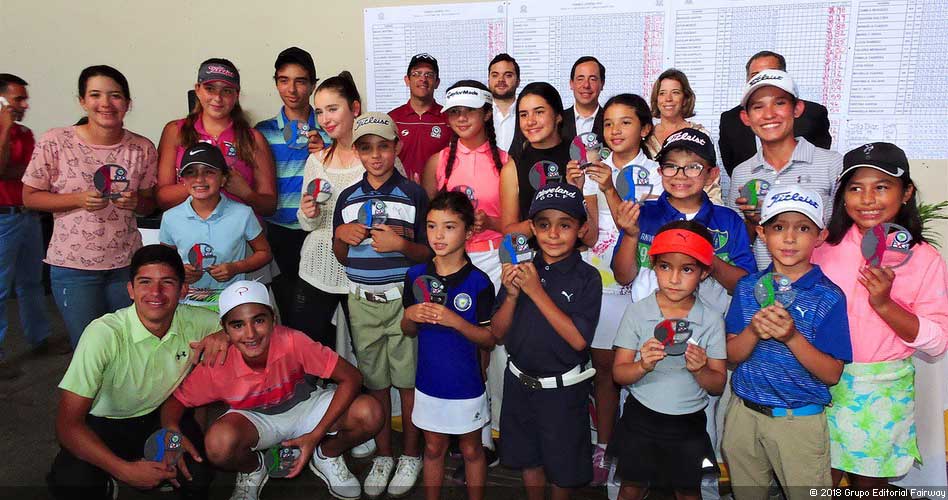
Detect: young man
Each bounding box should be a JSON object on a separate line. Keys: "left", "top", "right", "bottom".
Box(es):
{"left": 388, "top": 53, "right": 453, "bottom": 182}
{"left": 723, "top": 186, "right": 852, "bottom": 499}
{"left": 725, "top": 69, "right": 842, "bottom": 270}
{"left": 161, "top": 280, "right": 383, "bottom": 500}
{"left": 718, "top": 51, "right": 832, "bottom": 175}
{"left": 0, "top": 73, "right": 65, "bottom": 379}
{"left": 254, "top": 47, "right": 325, "bottom": 330}
{"left": 488, "top": 53, "right": 522, "bottom": 153}
{"left": 47, "top": 245, "right": 228, "bottom": 500}
{"left": 561, "top": 56, "right": 605, "bottom": 145}
{"left": 333, "top": 112, "right": 431, "bottom": 498}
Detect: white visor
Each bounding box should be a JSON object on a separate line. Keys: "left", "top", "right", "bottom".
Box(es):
{"left": 444, "top": 87, "right": 492, "bottom": 111}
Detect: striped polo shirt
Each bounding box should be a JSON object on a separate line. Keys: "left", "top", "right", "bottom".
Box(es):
{"left": 332, "top": 170, "right": 428, "bottom": 288}
{"left": 255, "top": 108, "right": 328, "bottom": 229}
{"left": 725, "top": 138, "right": 842, "bottom": 269}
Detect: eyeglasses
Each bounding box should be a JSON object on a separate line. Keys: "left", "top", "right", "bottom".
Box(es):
{"left": 409, "top": 71, "right": 437, "bottom": 80}
{"left": 659, "top": 162, "right": 705, "bottom": 178}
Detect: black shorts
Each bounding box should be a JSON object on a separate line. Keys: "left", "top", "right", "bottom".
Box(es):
{"left": 499, "top": 367, "right": 592, "bottom": 488}
{"left": 608, "top": 395, "right": 716, "bottom": 491}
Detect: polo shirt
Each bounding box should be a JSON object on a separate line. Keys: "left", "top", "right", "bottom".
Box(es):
{"left": 0, "top": 123, "right": 33, "bottom": 206}
{"left": 58, "top": 304, "right": 221, "bottom": 419}
{"left": 256, "top": 107, "right": 326, "bottom": 229}
{"left": 403, "top": 259, "right": 494, "bottom": 400}
{"left": 435, "top": 142, "right": 508, "bottom": 247}
{"left": 159, "top": 195, "right": 262, "bottom": 293}
{"left": 332, "top": 170, "right": 428, "bottom": 288}
{"left": 389, "top": 102, "right": 452, "bottom": 180}
{"left": 614, "top": 293, "right": 726, "bottom": 415}
{"left": 616, "top": 192, "right": 757, "bottom": 314}
{"left": 498, "top": 251, "right": 602, "bottom": 377}
{"left": 726, "top": 265, "right": 852, "bottom": 408}
{"left": 574, "top": 105, "right": 600, "bottom": 136}
{"left": 173, "top": 326, "right": 339, "bottom": 414}
{"left": 725, "top": 138, "right": 843, "bottom": 270}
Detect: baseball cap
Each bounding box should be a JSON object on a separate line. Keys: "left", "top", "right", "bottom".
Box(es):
{"left": 444, "top": 86, "right": 492, "bottom": 111}
{"left": 760, "top": 185, "right": 825, "bottom": 229}
{"left": 741, "top": 69, "right": 796, "bottom": 108}
{"left": 407, "top": 53, "right": 439, "bottom": 76}
{"left": 275, "top": 47, "right": 317, "bottom": 83}
{"left": 218, "top": 280, "right": 272, "bottom": 319}
{"left": 352, "top": 112, "right": 398, "bottom": 143}
{"left": 840, "top": 142, "right": 909, "bottom": 180}
{"left": 180, "top": 143, "right": 228, "bottom": 176}
{"left": 648, "top": 228, "right": 714, "bottom": 266}
{"left": 528, "top": 183, "right": 587, "bottom": 221}
{"left": 656, "top": 127, "right": 716, "bottom": 166}
{"left": 197, "top": 60, "right": 240, "bottom": 89}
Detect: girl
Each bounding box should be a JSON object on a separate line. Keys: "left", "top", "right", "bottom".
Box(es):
{"left": 812, "top": 142, "right": 948, "bottom": 488}
{"left": 23, "top": 65, "right": 157, "bottom": 347}
{"left": 156, "top": 58, "right": 277, "bottom": 216}
{"left": 564, "top": 93, "right": 659, "bottom": 485}
{"left": 402, "top": 190, "right": 496, "bottom": 500}
{"left": 159, "top": 143, "right": 272, "bottom": 310}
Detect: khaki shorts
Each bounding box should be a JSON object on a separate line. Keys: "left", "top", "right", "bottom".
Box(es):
{"left": 347, "top": 293, "right": 416, "bottom": 391}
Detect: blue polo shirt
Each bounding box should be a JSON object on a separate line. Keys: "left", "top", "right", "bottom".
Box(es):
{"left": 403, "top": 259, "right": 495, "bottom": 399}
{"left": 498, "top": 251, "right": 602, "bottom": 377}
{"left": 332, "top": 170, "right": 428, "bottom": 287}
{"left": 159, "top": 195, "right": 262, "bottom": 292}
{"left": 726, "top": 265, "right": 852, "bottom": 408}
{"left": 615, "top": 191, "right": 757, "bottom": 313}
{"left": 255, "top": 108, "right": 328, "bottom": 229}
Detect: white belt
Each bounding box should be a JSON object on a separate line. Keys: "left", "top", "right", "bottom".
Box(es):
{"left": 349, "top": 283, "right": 402, "bottom": 303}
{"left": 507, "top": 358, "right": 596, "bottom": 390}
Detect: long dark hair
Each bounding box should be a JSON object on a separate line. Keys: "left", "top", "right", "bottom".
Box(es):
{"left": 515, "top": 82, "right": 564, "bottom": 147}
{"left": 825, "top": 168, "right": 926, "bottom": 247}
{"left": 603, "top": 93, "right": 654, "bottom": 159}
{"left": 429, "top": 190, "right": 476, "bottom": 229}
{"left": 182, "top": 58, "right": 256, "bottom": 167}
{"left": 442, "top": 80, "right": 503, "bottom": 185}
{"left": 316, "top": 71, "right": 361, "bottom": 164}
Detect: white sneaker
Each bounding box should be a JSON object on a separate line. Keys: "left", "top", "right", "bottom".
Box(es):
{"left": 309, "top": 446, "right": 361, "bottom": 500}
{"left": 362, "top": 456, "right": 394, "bottom": 498}
{"left": 229, "top": 452, "right": 268, "bottom": 500}
{"left": 351, "top": 438, "right": 377, "bottom": 459}
{"left": 386, "top": 455, "right": 422, "bottom": 498}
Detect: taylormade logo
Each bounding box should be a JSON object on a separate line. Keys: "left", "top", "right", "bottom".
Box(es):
{"left": 766, "top": 192, "right": 820, "bottom": 209}
{"left": 447, "top": 88, "right": 482, "bottom": 98}
{"left": 747, "top": 73, "right": 784, "bottom": 86}
{"left": 666, "top": 130, "right": 706, "bottom": 146}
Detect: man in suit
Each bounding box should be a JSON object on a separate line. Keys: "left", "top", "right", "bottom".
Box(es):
{"left": 562, "top": 56, "right": 605, "bottom": 145}
{"left": 718, "top": 51, "right": 832, "bottom": 175}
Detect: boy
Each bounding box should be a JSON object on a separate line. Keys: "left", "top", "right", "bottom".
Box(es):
{"left": 161, "top": 280, "right": 382, "bottom": 500}
{"left": 492, "top": 183, "right": 602, "bottom": 500}
{"left": 332, "top": 111, "right": 431, "bottom": 498}
{"left": 722, "top": 186, "right": 852, "bottom": 499}
{"left": 725, "top": 70, "right": 842, "bottom": 270}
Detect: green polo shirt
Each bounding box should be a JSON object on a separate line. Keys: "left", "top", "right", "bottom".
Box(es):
{"left": 59, "top": 304, "right": 221, "bottom": 419}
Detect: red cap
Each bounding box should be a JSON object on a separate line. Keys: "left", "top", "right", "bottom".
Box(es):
{"left": 648, "top": 229, "right": 714, "bottom": 266}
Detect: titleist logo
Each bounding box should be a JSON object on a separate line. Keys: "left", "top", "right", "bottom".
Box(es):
{"left": 356, "top": 116, "right": 391, "bottom": 127}
{"left": 205, "top": 65, "right": 235, "bottom": 77}
{"left": 748, "top": 73, "right": 784, "bottom": 86}
{"left": 766, "top": 192, "right": 820, "bottom": 209}
{"left": 666, "top": 130, "right": 706, "bottom": 146}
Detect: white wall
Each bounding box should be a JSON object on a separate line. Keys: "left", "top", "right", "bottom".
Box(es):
{"left": 3, "top": 0, "right": 946, "bottom": 252}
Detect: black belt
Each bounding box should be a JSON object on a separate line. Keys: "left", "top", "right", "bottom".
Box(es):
{"left": 0, "top": 206, "right": 24, "bottom": 214}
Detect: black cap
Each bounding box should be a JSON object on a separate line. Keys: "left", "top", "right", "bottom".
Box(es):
{"left": 180, "top": 143, "right": 228, "bottom": 175}
{"left": 528, "top": 183, "right": 587, "bottom": 221}
{"left": 407, "top": 53, "right": 439, "bottom": 76}
{"left": 841, "top": 142, "right": 909, "bottom": 180}
{"left": 197, "top": 60, "right": 239, "bottom": 89}
{"left": 656, "top": 127, "right": 716, "bottom": 166}
{"left": 275, "top": 47, "right": 317, "bottom": 83}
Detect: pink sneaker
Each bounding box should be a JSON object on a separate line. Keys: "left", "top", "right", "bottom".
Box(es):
{"left": 591, "top": 444, "right": 609, "bottom": 486}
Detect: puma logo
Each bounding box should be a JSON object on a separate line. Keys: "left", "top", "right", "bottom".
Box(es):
{"left": 561, "top": 291, "right": 574, "bottom": 302}
{"left": 795, "top": 306, "right": 807, "bottom": 318}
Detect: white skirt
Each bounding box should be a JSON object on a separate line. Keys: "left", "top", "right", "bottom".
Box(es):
{"left": 412, "top": 388, "right": 490, "bottom": 435}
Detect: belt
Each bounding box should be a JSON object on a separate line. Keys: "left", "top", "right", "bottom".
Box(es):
{"left": 0, "top": 206, "right": 24, "bottom": 215}
{"left": 742, "top": 398, "right": 824, "bottom": 418}
{"left": 507, "top": 358, "right": 596, "bottom": 390}
{"left": 349, "top": 284, "right": 402, "bottom": 303}
{"left": 468, "top": 237, "right": 501, "bottom": 254}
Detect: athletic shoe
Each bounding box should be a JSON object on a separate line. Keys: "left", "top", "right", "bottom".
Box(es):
{"left": 362, "top": 456, "right": 394, "bottom": 498}
{"left": 309, "top": 446, "right": 361, "bottom": 500}
{"left": 591, "top": 444, "right": 609, "bottom": 486}
{"left": 386, "top": 455, "right": 422, "bottom": 498}
{"left": 351, "top": 438, "right": 377, "bottom": 459}
{"left": 229, "top": 452, "right": 268, "bottom": 500}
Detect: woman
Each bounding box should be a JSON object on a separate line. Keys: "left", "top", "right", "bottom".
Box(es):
{"left": 645, "top": 69, "right": 720, "bottom": 203}
{"left": 23, "top": 65, "right": 157, "bottom": 347}
{"left": 156, "top": 58, "right": 276, "bottom": 216}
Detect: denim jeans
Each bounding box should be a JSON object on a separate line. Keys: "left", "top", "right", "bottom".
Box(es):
{"left": 50, "top": 265, "right": 132, "bottom": 347}
{"left": 0, "top": 212, "right": 50, "bottom": 358}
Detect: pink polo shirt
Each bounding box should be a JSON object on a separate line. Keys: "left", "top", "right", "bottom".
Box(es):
{"left": 173, "top": 117, "right": 255, "bottom": 205}
{"left": 435, "top": 141, "right": 507, "bottom": 248}
{"left": 173, "top": 326, "right": 339, "bottom": 411}
{"left": 811, "top": 225, "right": 948, "bottom": 362}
